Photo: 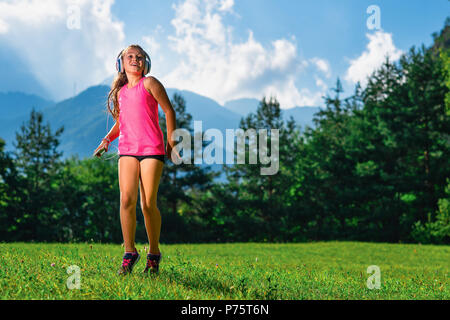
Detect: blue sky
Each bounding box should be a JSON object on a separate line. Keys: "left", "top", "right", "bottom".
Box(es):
{"left": 0, "top": 0, "right": 448, "bottom": 108}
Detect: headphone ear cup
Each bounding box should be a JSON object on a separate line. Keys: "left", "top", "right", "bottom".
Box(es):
{"left": 143, "top": 61, "right": 148, "bottom": 75}
{"left": 144, "top": 56, "right": 151, "bottom": 75}
{"left": 116, "top": 57, "right": 124, "bottom": 73}
{"left": 116, "top": 49, "right": 125, "bottom": 73}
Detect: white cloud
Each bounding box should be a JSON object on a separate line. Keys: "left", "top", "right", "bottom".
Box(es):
{"left": 314, "top": 76, "right": 327, "bottom": 91}
{"left": 0, "top": 18, "right": 8, "bottom": 33}
{"left": 345, "top": 30, "right": 404, "bottom": 87}
{"left": 163, "top": 0, "right": 326, "bottom": 108}
{"left": 309, "top": 57, "right": 331, "bottom": 79}
{"left": 0, "top": 0, "right": 125, "bottom": 100}
{"left": 0, "top": 0, "right": 63, "bottom": 28}
{"left": 142, "top": 35, "right": 161, "bottom": 55}
{"left": 0, "top": 0, "right": 329, "bottom": 107}
{"left": 219, "top": 0, "right": 234, "bottom": 12}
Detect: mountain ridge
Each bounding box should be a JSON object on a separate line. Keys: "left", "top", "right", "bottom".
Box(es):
{"left": 0, "top": 84, "right": 320, "bottom": 163}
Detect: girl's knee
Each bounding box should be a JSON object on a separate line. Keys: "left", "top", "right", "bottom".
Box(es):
{"left": 140, "top": 201, "right": 158, "bottom": 215}
{"left": 120, "top": 193, "right": 137, "bottom": 209}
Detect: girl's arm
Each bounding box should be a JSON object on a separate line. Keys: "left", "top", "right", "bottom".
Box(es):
{"left": 144, "top": 76, "right": 181, "bottom": 162}
{"left": 104, "top": 120, "right": 120, "bottom": 142}
{"left": 95, "top": 93, "right": 119, "bottom": 157}
{"left": 94, "top": 118, "right": 119, "bottom": 157}
{"left": 105, "top": 91, "right": 121, "bottom": 142}
{"left": 144, "top": 76, "right": 176, "bottom": 144}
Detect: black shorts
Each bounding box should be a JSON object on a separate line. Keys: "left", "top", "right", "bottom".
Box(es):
{"left": 118, "top": 154, "right": 165, "bottom": 164}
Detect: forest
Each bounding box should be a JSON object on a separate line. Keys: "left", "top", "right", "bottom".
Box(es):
{"left": 0, "top": 21, "right": 448, "bottom": 245}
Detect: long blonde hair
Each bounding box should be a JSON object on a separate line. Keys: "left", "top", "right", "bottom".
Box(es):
{"left": 106, "top": 44, "right": 149, "bottom": 121}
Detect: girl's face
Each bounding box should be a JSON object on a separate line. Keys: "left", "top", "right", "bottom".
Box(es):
{"left": 122, "top": 48, "right": 145, "bottom": 75}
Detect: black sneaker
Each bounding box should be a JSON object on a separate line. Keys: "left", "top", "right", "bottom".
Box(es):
{"left": 117, "top": 251, "right": 140, "bottom": 276}
{"left": 143, "top": 253, "right": 162, "bottom": 274}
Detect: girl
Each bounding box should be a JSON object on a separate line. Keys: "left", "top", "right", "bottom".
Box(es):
{"left": 94, "top": 44, "right": 179, "bottom": 275}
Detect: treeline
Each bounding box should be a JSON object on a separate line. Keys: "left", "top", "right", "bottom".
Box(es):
{"left": 0, "top": 22, "right": 449, "bottom": 244}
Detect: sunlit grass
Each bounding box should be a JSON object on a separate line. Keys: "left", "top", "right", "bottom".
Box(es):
{"left": 0, "top": 242, "right": 448, "bottom": 300}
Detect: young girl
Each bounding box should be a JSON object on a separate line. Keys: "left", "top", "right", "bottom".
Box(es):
{"left": 94, "top": 44, "right": 179, "bottom": 275}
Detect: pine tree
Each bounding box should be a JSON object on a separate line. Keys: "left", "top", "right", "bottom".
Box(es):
{"left": 0, "top": 137, "right": 23, "bottom": 240}
{"left": 301, "top": 78, "right": 363, "bottom": 240}
{"left": 222, "top": 96, "right": 302, "bottom": 241}
{"left": 12, "top": 108, "right": 64, "bottom": 240}
{"left": 359, "top": 40, "right": 449, "bottom": 241}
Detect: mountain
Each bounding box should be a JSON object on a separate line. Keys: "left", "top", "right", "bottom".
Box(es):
{"left": 0, "top": 91, "right": 55, "bottom": 148}
{"left": 0, "top": 91, "right": 55, "bottom": 120}
{"left": 102, "top": 77, "right": 321, "bottom": 132}
{"left": 223, "top": 98, "right": 320, "bottom": 132}
{"left": 224, "top": 98, "right": 260, "bottom": 116}
{"left": 0, "top": 85, "right": 244, "bottom": 183}
{"left": 166, "top": 89, "right": 242, "bottom": 133}
{"left": 37, "top": 85, "right": 111, "bottom": 160}
{"left": 0, "top": 83, "right": 319, "bottom": 182}
{"left": 283, "top": 106, "right": 321, "bottom": 131}
{"left": 101, "top": 76, "right": 244, "bottom": 131}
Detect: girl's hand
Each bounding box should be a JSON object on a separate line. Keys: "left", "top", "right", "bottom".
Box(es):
{"left": 166, "top": 141, "right": 181, "bottom": 164}
{"left": 93, "top": 140, "right": 110, "bottom": 158}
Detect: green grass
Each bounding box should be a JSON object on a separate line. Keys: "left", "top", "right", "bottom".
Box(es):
{"left": 0, "top": 242, "right": 448, "bottom": 300}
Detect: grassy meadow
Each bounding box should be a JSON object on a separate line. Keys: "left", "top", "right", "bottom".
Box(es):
{"left": 0, "top": 242, "right": 448, "bottom": 300}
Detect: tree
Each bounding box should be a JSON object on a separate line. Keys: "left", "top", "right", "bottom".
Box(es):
{"left": 299, "top": 78, "right": 368, "bottom": 240}
{"left": 0, "top": 137, "right": 23, "bottom": 240}
{"left": 55, "top": 155, "right": 123, "bottom": 242}
{"left": 12, "top": 108, "right": 65, "bottom": 240}
{"left": 360, "top": 41, "right": 449, "bottom": 241}
{"left": 220, "top": 96, "right": 303, "bottom": 241}
{"left": 412, "top": 178, "right": 450, "bottom": 244}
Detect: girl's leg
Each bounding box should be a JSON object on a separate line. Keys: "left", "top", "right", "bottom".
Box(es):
{"left": 118, "top": 156, "right": 140, "bottom": 252}
{"left": 139, "top": 158, "right": 164, "bottom": 255}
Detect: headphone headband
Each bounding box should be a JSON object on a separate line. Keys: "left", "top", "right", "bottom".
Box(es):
{"left": 116, "top": 47, "right": 151, "bottom": 75}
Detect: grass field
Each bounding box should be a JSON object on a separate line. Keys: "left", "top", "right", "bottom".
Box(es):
{"left": 0, "top": 242, "right": 448, "bottom": 300}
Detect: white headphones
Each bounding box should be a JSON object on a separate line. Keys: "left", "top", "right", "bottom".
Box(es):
{"left": 116, "top": 47, "right": 151, "bottom": 75}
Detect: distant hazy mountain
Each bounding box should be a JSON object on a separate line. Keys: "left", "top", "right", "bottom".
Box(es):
{"left": 223, "top": 98, "right": 319, "bottom": 132}
{"left": 283, "top": 106, "right": 320, "bottom": 131}
{"left": 101, "top": 76, "right": 243, "bottom": 131}
{"left": 166, "top": 89, "right": 242, "bottom": 133}
{"left": 102, "top": 76, "right": 321, "bottom": 132}
{"left": 0, "top": 85, "right": 244, "bottom": 160}
{"left": 0, "top": 81, "right": 320, "bottom": 182}
{"left": 37, "top": 85, "right": 111, "bottom": 160}
{"left": 0, "top": 91, "right": 55, "bottom": 148}
{"left": 0, "top": 91, "right": 55, "bottom": 120}
{"left": 224, "top": 98, "right": 260, "bottom": 116}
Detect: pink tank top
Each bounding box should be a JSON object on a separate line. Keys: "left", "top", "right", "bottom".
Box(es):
{"left": 118, "top": 77, "right": 165, "bottom": 156}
